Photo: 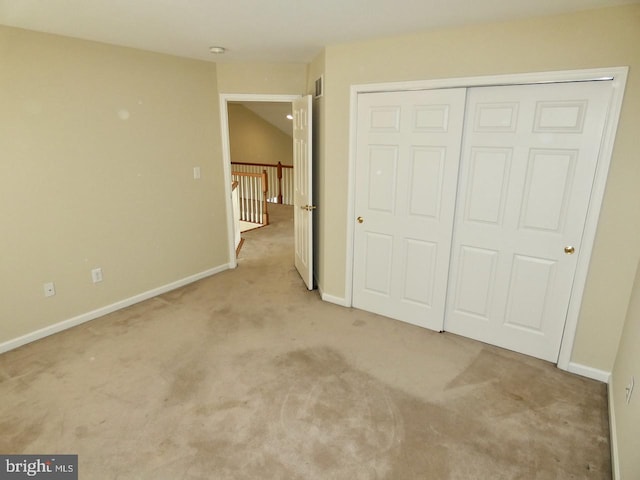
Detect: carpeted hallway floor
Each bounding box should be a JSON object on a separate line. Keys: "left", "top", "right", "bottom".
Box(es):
{"left": 0, "top": 204, "right": 611, "bottom": 479}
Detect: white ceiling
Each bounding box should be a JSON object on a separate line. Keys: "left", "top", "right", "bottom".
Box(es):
{"left": 0, "top": 0, "right": 637, "bottom": 63}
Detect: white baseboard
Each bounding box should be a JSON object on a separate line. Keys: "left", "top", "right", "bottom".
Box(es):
{"left": 608, "top": 377, "right": 620, "bottom": 480}
{"left": 319, "top": 289, "right": 350, "bottom": 307}
{"left": 566, "top": 362, "right": 611, "bottom": 383}
{"left": 0, "top": 264, "right": 231, "bottom": 355}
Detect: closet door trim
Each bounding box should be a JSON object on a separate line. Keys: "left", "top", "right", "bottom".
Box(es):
{"left": 344, "top": 67, "right": 628, "bottom": 374}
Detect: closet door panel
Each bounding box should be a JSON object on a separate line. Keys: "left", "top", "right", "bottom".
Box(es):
{"left": 445, "top": 81, "right": 612, "bottom": 362}
{"left": 352, "top": 88, "right": 467, "bottom": 331}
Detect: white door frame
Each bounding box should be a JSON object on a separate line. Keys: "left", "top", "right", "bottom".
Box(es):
{"left": 219, "top": 93, "right": 300, "bottom": 269}
{"left": 345, "top": 67, "right": 628, "bottom": 373}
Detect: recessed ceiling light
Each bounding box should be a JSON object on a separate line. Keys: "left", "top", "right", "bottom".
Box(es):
{"left": 286, "top": 114, "right": 293, "bottom": 120}
{"left": 209, "top": 46, "right": 226, "bottom": 54}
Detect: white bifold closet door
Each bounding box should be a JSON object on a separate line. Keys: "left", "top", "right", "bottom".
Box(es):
{"left": 353, "top": 80, "right": 612, "bottom": 362}
{"left": 445, "top": 81, "right": 612, "bottom": 362}
{"left": 352, "top": 88, "right": 467, "bottom": 331}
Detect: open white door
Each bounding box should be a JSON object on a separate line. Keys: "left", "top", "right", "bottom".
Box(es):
{"left": 293, "top": 95, "right": 314, "bottom": 289}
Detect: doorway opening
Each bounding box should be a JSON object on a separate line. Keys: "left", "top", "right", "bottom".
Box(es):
{"left": 220, "top": 94, "right": 298, "bottom": 267}
{"left": 220, "top": 94, "right": 314, "bottom": 289}
{"left": 228, "top": 100, "right": 294, "bottom": 238}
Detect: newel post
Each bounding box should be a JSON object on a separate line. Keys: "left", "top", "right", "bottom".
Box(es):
{"left": 262, "top": 169, "right": 269, "bottom": 225}
{"left": 277, "top": 161, "right": 284, "bottom": 204}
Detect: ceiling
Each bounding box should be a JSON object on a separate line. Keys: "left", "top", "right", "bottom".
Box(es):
{"left": 233, "top": 102, "right": 293, "bottom": 137}
{"left": 1, "top": 0, "right": 637, "bottom": 63}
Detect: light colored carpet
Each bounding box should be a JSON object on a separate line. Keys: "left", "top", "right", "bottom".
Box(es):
{"left": 0, "top": 204, "right": 611, "bottom": 479}
{"left": 239, "top": 219, "right": 262, "bottom": 233}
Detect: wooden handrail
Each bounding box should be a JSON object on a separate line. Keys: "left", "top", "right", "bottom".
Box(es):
{"left": 232, "top": 161, "right": 293, "bottom": 169}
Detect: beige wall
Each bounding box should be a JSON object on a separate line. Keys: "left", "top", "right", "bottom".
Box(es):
{"left": 227, "top": 104, "right": 293, "bottom": 166}
{"left": 0, "top": 26, "right": 227, "bottom": 344}
{"left": 611, "top": 260, "right": 640, "bottom": 479}
{"left": 318, "top": 4, "right": 640, "bottom": 372}
{"left": 216, "top": 62, "right": 307, "bottom": 94}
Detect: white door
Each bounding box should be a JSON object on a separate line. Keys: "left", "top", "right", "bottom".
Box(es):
{"left": 352, "top": 89, "right": 467, "bottom": 330}
{"left": 445, "top": 81, "right": 612, "bottom": 362}
{"left": 293, "top": 95, "right": 314, "bottom": 289}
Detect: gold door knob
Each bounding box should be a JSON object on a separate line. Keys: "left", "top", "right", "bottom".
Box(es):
{"left": 357, "top": 217, "right": 364, "bottom": 224}
{"left": 301, "top": 205, "right": 317, "bottom": 211}
{"left": 564, "top": 246, "right": 575, "bottom": 255}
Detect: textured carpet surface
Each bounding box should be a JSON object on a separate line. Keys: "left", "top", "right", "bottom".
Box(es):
{"left": 0, "top": 205, "right": 611, "bottom": 479}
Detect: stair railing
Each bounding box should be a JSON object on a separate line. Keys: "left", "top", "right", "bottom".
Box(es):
{"left": 231, "top": 169, "right": 269, "bottom": 226}
{"left": 231, "top": 161, "right": 293, "bottom": 205}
